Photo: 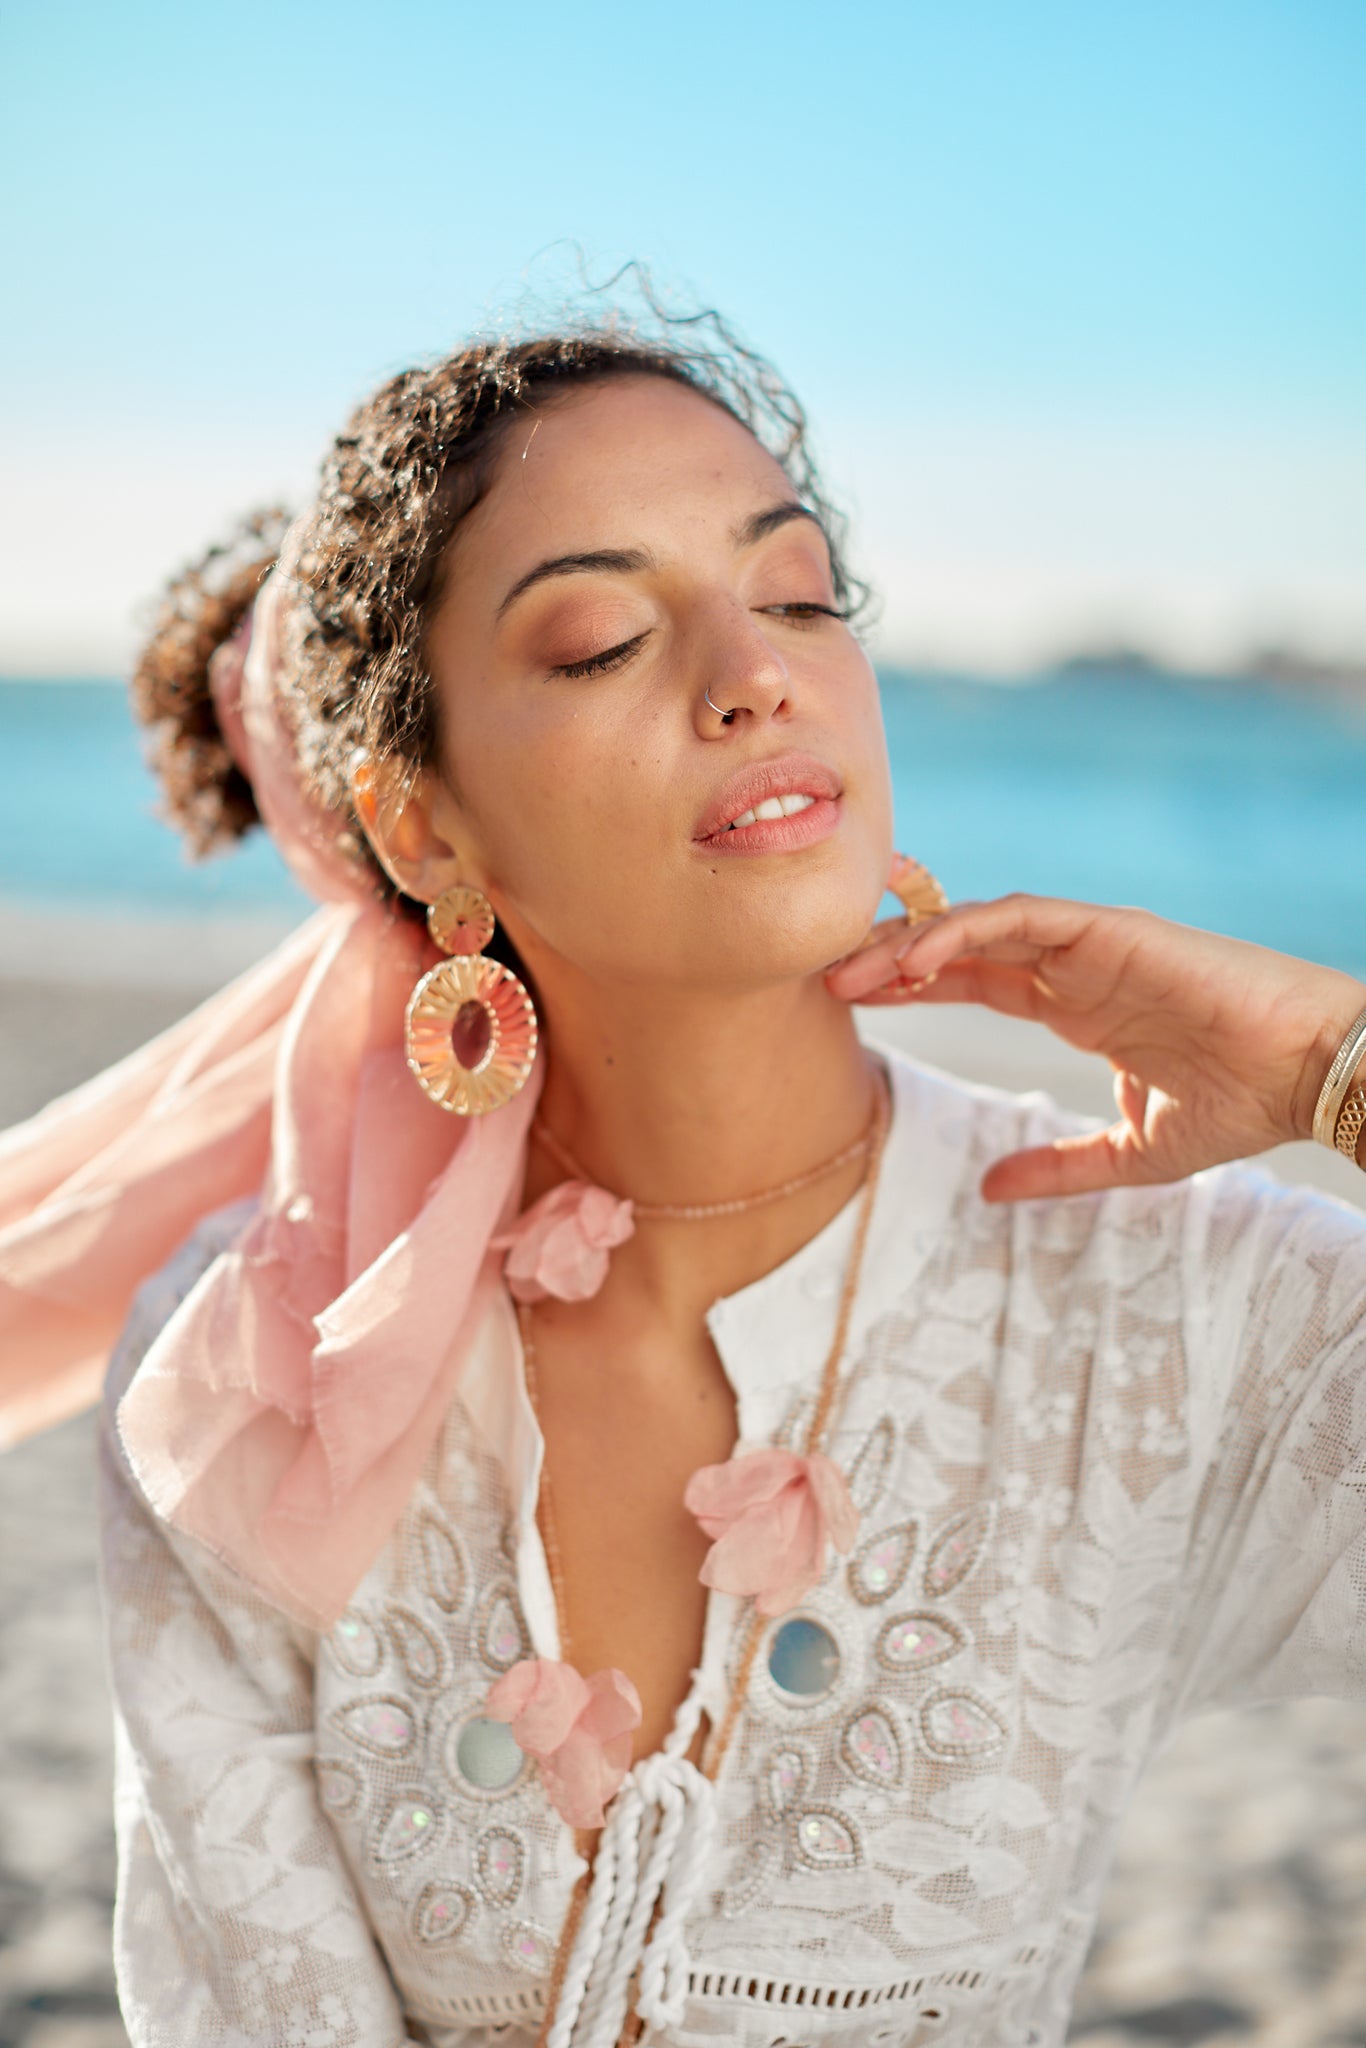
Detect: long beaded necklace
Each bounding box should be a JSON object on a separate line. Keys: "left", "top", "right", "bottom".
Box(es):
{"left": 516, "top": 1068, "right": 892, "bottom": 2045}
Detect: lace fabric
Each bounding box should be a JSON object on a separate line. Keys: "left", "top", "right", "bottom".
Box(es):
{"left": 96, "top": 1048, "right": 1366, "bottom": 2046}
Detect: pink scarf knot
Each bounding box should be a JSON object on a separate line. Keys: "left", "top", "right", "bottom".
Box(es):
{"left": 495, "top": 1181, "right": 635, "bottom": 1303}
{"left": 485, "top": 1657, "right": 641, "bottom": 1829}
{"left": 684, "top": 1447, "right": 859, "bottom": 1617}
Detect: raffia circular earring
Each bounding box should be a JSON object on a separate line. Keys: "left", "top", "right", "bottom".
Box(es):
{"left": 888, "top": 851, "right": 948, "bottom": 924}
{"left": 405, "top": 885, "right": 538, "bottom": 1115}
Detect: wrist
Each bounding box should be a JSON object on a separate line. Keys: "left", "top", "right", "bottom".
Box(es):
{"left": 1294, "top": 981, "right": 1366, "bottom": 1153}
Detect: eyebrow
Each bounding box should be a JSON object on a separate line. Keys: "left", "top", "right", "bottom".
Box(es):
{"left": 495, "top": 547, "right": 650, "bottom": 620}
{"left": 734, "top": 500, "right": 825, "bottom": 551}
{"left": 493, "top": 499, "right": 827, "bottom": 620}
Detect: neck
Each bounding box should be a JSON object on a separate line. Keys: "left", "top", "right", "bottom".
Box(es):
{"left": 526, "top": 967, "right": 876, "bottom": 1306}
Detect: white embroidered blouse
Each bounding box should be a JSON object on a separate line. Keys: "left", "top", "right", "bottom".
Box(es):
{"left": 96, "top": 1046, "right": 1366, "bottom": 2048}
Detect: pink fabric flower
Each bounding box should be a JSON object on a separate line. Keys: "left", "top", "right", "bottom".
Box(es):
{"left": 485, "top": 1657, "right": 642, "bottom": 1829}
{"left": 495, "top": 1181, "right": 635, "bottom": 1303}
{"left": 684, "top": 1448, "right": 859, "bottom": 1616}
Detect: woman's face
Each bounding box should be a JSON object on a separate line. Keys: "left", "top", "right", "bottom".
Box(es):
{"left": 415, "top": 374, "right": 894, "bottom": 996}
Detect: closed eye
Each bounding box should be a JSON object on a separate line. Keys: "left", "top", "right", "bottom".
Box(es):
{"left": 553, "top": 632, "right": 651, "bottom": 679}
{"left": 763, "top": 603, "right": 850, "bottom": 624}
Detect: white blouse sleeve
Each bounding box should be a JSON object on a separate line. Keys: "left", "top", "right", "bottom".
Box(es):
{"left": 97, "top": 1206, "right": 420, "bottom": 2048}
{"left": 1168, "top": 1162, "right": 1366, "bottom": 1718}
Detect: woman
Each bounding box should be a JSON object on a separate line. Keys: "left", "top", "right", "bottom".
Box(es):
{"left": 2, "top": 304, "right": 1364, "bottom": 2048}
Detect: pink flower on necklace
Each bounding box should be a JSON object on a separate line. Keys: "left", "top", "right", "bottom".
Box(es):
{"left": 484, "top": 1657, "right": 641, "bottom": 1829}
{"left": 495, "top": 1181, "right": 635, "bottom": 1303}
{"left": 684, "top": 1447, "right": 859, "bottom": 1617}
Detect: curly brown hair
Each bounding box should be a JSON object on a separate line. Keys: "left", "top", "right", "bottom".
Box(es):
{"left": 130, "top": 278, "right": 869, "bottom": 903}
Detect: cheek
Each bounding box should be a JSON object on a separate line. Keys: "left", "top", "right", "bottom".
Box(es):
{"left": 446, "top": 688, "right": 682, "bottom": 939}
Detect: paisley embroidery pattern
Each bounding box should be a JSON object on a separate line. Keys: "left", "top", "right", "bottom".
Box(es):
{"left": 875, "top": 1609, "right": 968, "bottom": 1674}
{"left": 372, "top": 1789, "right": 442, "bottom": 1863}
{"left": 474, "top": 1825, "right": 525, "bottom": 1907}
{"left": 839, "top": 1705, "right": 903, "bottom": 1788}
{"left": 315, "top": 1759, "right": 362, "bottom": 1815}
{"left": 385, "top": 1604, "right": 444, "bottom": 1689}
{"left": 846, "top": 1413, "right": 897, "bottom": 1513}
{"left": 413, "top": 1880, "right": 476, "bottom": 1946}
{"left": 847, "top": 1517, "right": 919, "bottom": 1604}
{"left": 790, "top": 1802, "right": 863, "bottom": 1871}
{"left": 774, "top": 1390, "right": 816, "bottom": 1451}
{"left": 329, "top": 1608, "right": 385, "bottom": 1678}
{"left": 331, "top": 1695, "right": 417, "bottom": 1759}
{"left": 922, "top": 1503, "right": 995, "bottom": 1599}
{"left": 477, "top": 1583, "right": 529, "bottom": 1672}
{"left": 722, "top": 1482, "right": 1009, "bottom": 1937}
{"left": 416, "top": 1510, "right": 467, "bottom": 1613}
{"left": 763, "top": 1743, "right": 813, "bottom": 1814}
{"left": 501, "top": 1920, "right": 555, "bottom": 1974}
{"left": 918, "top": 1688, "right": 1009, "bottom": 1761}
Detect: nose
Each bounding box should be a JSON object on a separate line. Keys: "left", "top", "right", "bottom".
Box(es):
{"left": 690, "top": 599, "right": 792, "bottom": 739}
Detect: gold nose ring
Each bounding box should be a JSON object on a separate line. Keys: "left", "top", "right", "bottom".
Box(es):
{"left": 704, "top": 684, "right": 735, "bottom": 724}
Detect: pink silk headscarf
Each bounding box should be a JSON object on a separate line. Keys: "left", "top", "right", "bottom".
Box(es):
{"left": 0, "top": 537, "right": 539, "bottom": 1629}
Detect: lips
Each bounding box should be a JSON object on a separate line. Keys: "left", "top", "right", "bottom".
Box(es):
{"left": 693, "top": 753, "right": 843, "bottom": 845}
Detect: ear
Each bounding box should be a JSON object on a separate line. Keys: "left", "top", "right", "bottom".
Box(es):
{"left": 348, "top": 752, "right": 471, "bottom": 905}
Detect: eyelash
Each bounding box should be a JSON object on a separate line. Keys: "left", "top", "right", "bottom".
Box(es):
{"left": 553, "top": 603, "right": 850, "bottom": 680}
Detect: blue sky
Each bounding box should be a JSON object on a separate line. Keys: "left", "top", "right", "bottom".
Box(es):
{"left": 3, "top": 0, "right": 1363, "bottom": 673}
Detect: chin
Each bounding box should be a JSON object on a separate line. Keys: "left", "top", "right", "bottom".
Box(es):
{"left": 697, "top": 863, "right": 886, "bottom": 991}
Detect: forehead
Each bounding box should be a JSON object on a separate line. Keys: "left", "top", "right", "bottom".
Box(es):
{"left": 467, "top": 375, "right": 794, "bottom": 555}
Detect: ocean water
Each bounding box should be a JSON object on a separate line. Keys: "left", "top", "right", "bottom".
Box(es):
{"left": 1, "top": 669, "right": 1363, "bottom": 978}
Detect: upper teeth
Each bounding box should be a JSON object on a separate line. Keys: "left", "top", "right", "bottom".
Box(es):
{"left": 727, "top": 792, "right": 816, "bottom": 829}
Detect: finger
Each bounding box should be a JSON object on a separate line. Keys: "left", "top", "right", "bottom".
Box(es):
{"left": 825, "top": 920, "right": 924, "bottom": 1000}
{"left": 979, "top": 1127, "right": 1150, "bottom": 1203}
{"left": 893, "top": 893, "right": 1104, "bottom": 983}
{"left": 875, "top": 959, "right": 1046, "bottom": 1021}
{"left": 1113, "top": 1067, "right": 1149, "bottom": 1133}
{"left": 825, "top": 899, "right": 1016, "bottom": 1001}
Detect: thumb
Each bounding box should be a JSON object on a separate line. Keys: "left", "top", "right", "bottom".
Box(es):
{"left": 980, "top": 1126, "right": 1146, "bottom": 1204}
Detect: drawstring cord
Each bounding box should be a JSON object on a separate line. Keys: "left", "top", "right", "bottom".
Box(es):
{"left": 544, "top": 1695, "right": 716, "bottom": 2045}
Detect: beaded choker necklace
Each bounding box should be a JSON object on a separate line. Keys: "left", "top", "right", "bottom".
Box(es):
{"left": 529, "top": 1102, "right": 875, "bottom": 1222}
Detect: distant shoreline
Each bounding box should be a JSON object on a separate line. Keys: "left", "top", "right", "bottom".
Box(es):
{"left": 3, "top": 652, "right": 1364, "bottom": 691}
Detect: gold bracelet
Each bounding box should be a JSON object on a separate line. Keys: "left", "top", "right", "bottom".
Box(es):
{"left": 1336, "top": 1086, "right": 1366, "bottom": 1163}
{"left": 1311, "top": 1004, "right": 1366, "bottom": 1159}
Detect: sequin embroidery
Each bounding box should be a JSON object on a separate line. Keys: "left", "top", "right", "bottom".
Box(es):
{"left": 839, "top": 1705, "right": 904, "bottom": 1787}
{"left": 331, "top": 1695, "right": 418, "bottom": 1759}
{"left": 372, "top": 1790, "right": 442, "bottom": 1863}
{"left": 413, "top": 1880, "right": 476, "bottom": 1946}
{"left": 474, "top": 1825, "right": 525, "bottom": 1907}
{"left": 329, "top": 1608, "right": 385, "bottom": 1678}
{"left": 847, "top": 1517, "right": 919, "bottom": 1604}
{"left": 876, "top": 1609, "right": 968, "bottom": 1674}
{"left": 918, "top": 1688, "right": 1009, "bottom": 1761}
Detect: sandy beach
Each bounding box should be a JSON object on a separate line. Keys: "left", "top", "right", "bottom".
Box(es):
{"left": 1, "top": 952, "right": 1363, "bottom": 2048}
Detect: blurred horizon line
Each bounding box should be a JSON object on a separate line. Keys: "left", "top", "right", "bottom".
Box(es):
{"left": 4, "top": 641, "right": 1364, "bottom": 691}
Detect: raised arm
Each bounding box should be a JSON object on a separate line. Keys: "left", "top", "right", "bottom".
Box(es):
{"left": 827, "top": 893, "right": 1366, "bottom": 1197}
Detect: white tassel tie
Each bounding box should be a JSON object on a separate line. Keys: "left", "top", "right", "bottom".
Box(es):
{"left": 544, "top": 1703, "right": 716, "bottom": 2047}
